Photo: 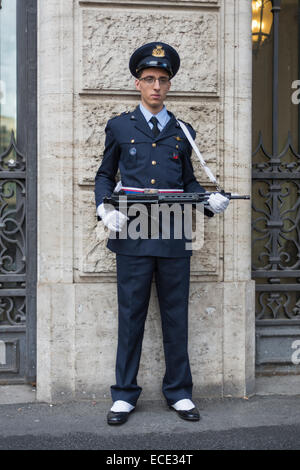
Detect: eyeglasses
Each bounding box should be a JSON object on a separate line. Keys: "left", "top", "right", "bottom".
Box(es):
{"left": 138, "top": 76, "right": 170, "bottom": 86}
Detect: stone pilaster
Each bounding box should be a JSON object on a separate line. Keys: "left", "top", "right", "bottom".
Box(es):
{"left": 222, "top": 0, "right": 255, "bottom": 396}
{"left": 37, "top": 0, "right": 75, "bottom": 401}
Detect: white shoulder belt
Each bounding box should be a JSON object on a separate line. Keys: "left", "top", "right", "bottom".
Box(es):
{"left": 177, "top": 119, "right": 220, "bottom": 190}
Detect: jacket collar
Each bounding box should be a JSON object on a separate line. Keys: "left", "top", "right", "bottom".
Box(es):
{"left": 130, "top": 106, "right": 179, "bottom": 141}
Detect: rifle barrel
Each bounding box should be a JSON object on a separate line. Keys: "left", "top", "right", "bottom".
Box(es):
{"left": 103, "top": 191, "right": 250, "bottom": 206}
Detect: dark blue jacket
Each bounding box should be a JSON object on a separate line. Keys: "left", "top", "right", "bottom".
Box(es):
{"left": 95, "top": 105, "right": 213, "bottom": 257}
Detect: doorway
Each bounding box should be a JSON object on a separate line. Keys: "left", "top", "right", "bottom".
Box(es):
{"left": 252, "top": 0, "right": 300, "bottom": 374}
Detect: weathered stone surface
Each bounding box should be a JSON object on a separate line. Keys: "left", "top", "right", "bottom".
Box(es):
{"left": 81, "top": 9, "right": 218, "bottom": 93}
{"left": 37, "top": 283, "right": 76, "bottom": 402}
{"left": 223, "top": 281, "right": 256, "bottom": 396}
{"left": 75, "top": 190, "right": 116, "bottom": 275}
{"left": 38, "top": 1, "right": 74, "bottom": 284}
{"left": 76, "top": 99, "right": 219, "bottom": 186}
{"left": 76, "top": 99, "right": 133, "bottom": 186}
{"left": 167, "top": 101, "right": 219, "bottom": 184}
{"left": 191, "top": 214, "right": 219, "bottom": 275}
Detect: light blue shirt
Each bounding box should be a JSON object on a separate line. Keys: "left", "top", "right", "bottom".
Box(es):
{"left": 139, "top": 103, "right": 170, "bottom": 132}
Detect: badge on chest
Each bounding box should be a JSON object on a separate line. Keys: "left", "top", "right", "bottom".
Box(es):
{"left": 129, "top": 147, "right": 137, "bottom": 156}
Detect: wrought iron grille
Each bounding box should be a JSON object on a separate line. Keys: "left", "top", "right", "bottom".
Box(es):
{"left": 252, "top": 132, "right": 300, "bottom": 321}
{"left": 0, "top": 131, "right": 27, "bottom": 379}
{"left": 0, "top": 132, "right": 26, "bottom": 319}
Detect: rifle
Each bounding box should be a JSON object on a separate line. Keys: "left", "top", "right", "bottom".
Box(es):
{"left": 104, "top": 190, "right": 250, "bottom": 206}
{"left": 103, "top": 190, "right": 250, "bottom": 207}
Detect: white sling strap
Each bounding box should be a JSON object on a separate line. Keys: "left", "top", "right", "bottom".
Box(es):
{"left": 177, "top": 119, "right": 220, "bottom": 189}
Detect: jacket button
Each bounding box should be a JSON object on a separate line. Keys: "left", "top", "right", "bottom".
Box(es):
{"left": 152, "top": 143, "right": 157, "bottom": 148}
{"left": 176, "top": 145, "right": 179, "bottom": 149}
{"left": 151, "top": 179, "right": 156, "bottom": 184}
{"left": 131, "top": 139, "right": 135, "bottom": 143}
{"left": 152, "top": 160, "right": 157, "bottom": 165}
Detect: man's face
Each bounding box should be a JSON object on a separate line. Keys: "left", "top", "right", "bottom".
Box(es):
{"left": 135, "top": 67, "right": 171, "bottom": 112}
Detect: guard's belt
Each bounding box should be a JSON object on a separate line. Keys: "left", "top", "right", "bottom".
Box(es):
{"left": 121, "top": 186, "right": 184, "bottom": 194}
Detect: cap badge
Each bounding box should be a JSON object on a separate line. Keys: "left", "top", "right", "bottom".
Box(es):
{"left": 152, "top": 45, "right": 165, "bottom": 58}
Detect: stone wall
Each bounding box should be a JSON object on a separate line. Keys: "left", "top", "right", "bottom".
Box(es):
{"left": 37, "top": 0, "right": 255, "bottom": 402}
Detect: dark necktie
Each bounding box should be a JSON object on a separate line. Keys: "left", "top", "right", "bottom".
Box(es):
{"left": 150, "top": 116, "right": 160, "bottom": 138}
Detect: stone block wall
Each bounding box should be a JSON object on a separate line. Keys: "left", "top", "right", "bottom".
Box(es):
{"left": 37, "top": 0, "right": 255, "bottom": 402}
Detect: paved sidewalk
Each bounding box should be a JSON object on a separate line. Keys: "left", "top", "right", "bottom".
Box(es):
{"left": 0, "top": 390, "right": 300, "bottom": 449}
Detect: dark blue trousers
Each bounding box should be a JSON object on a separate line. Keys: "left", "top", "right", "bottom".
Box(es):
{"left": 111, "top": 254, "right": 193, "bottom": 406}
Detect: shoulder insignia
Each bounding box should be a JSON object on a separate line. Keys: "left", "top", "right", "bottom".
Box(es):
{"left": 110, "top": 111, "right": 132, "bottom": 120}
{"left": 178, "top": 118, "right": 193, "bottom": 128}
{"left": 178, "top": 119, "right": 196, "bottom": 136}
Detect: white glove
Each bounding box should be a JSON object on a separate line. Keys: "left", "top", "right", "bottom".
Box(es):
{"left": 97, "top": 203, "right": 128, "bottom": 232}
{"left": 207, "top": 192, "right": 230, "bottom": 214}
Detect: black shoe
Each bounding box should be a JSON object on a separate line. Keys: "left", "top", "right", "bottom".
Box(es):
{"left": 107, "top": 410, "right": 133, "bottom": 425}
{"left": 170, "top": 406, "right": 200, "bottom": 421}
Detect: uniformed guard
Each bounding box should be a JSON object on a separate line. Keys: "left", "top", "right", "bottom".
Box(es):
{"left": 95, "top": 42, "right": 229, "bottom": 425}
